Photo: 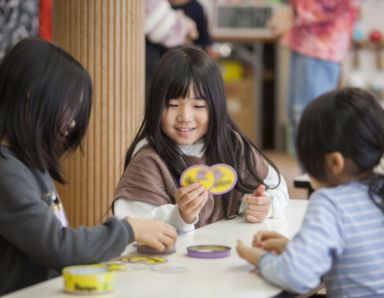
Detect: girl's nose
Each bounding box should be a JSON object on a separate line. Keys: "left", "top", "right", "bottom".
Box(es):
{"left": 177, "top": 105, "right": 193, "bottom": 122}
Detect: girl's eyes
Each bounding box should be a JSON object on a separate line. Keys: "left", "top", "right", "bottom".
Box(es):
{"left": 167, "top": 100, "right": 207, "bottom": 108}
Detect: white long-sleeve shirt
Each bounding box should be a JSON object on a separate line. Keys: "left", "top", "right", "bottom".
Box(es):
{"left": 114, "top": 164, "right": 289, "bottom": 233}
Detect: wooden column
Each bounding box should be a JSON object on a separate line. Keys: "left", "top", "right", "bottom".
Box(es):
{"left": 53, "top": 0, "right": 144, "bottom": 227}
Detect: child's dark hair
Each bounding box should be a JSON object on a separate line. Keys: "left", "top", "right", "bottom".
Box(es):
{"left": 124, "top": 46, "right": 280, "bottom": 195}
{"left": 297, "top": 87, "right": 384, "bottom": 211}
{"left": 0, "top": 38, "right": 92, "bottom": 183}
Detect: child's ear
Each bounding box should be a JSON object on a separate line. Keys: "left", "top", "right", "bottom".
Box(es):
{"left": 325, "top": 152, "right": 345, "bottom": 176}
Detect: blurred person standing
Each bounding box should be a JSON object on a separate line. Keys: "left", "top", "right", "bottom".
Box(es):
{"left": 268, "top": 0, "right": 360, "bottom": 157}
{"left": 169, "top": 0, "right": 219, "bottom": 59}
{"left": 145, "top": 0, "right": 198, "bottom": 93}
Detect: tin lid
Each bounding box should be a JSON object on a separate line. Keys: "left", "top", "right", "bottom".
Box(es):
{"left": 187, "top": 245, "right": 231, "bottom": 259}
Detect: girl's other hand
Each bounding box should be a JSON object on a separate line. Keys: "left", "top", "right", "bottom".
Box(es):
{"left": 267, "top": 6, "right": 295, "bottom": 38}
{"left": 175, "top": 183, "right": 209, "bottom": 224}
{"left": 244, "top": 185, "right": 271, "bottom": 223}
{"left": 252, "top": 231, "right": 288, "bottom": 255}
{"left": 125, "top": 218, "right": 177, "bottom": 252}
{"left": 236, "top": 240, "right": 265, "bottom": 266}
{"left": 178, "top": 12, "right": 198, "bottom": 42}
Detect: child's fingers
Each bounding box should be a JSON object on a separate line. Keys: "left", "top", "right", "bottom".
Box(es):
{"left": 246, "top": 203, "right": 270, "bottom": 212}
{"left": 236, "top": 240, "right": 246, "bottom": 258}
{"left": 188, "top": 191, "right": 209, "bottom": 214}
{"left": 262, "top": 239, "right": 282, "bottom": 252}
{"left": 245, "top": 206, "right": 269, "bottom": 223}
{"left": 252, "top": 185, "right": 265, "bottom": 197}
{"left": 177, "top": 185, "right": 205, "bottom": 207}
{"left": 147, "top": 231, "right": 177, "bottom": 253}
{"left": 236, "top": 241, "right": 263, "bottom": 265}
{"left": 246, "top": 208, "right": 268, "bottom": 218}
{"left": 176, "top": 183, "right": 201, "bottom": 198}
{"left": 162, "top": 224, "right": 177, "bottom": 240}
{"left": 252, "top": 231, "right": 283, "bottom": 247}
{"left": 181, "top": 190, "right": 208, "bottom": 216}
{"left": 146, "top": 239, "right": 166, "bottom": 252}
{"left": 246, "top": 196, "right": 271, "bottom": 206}
{"left": 159, "top": 233, "right": 177, "bottom": 248}
{"left": 245, "top": 213, "right": 263, "bottom": 223}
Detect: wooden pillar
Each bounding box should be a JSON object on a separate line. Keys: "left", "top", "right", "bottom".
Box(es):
{"left": 53, "top": 0, "right": 144, "bottom": 227}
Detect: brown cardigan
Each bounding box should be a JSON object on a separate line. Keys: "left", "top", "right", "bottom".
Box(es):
{"left": 114, "top": 146, "right": 268, "bottom": 227}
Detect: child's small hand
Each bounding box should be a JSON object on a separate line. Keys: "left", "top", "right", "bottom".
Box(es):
{"left": 205, "top": 46, "right": 221, "bottom": 60}
{"left": 177, "top": 12, "right": 199, "bottom": 42}
{"left": 244, "top": 185, "right": 271, "bottom": 223}
{"left": 236, "top": 240, "right": 265, "bottom": 266}
{"left": 125, "top": 218, "right": 177, "bottom": 252}
{"left": 175, "top": 183, "right": 209, "bottom": 224}
{"left": 252, "top": 231, "right": 288, "bottom": 255}
{"left": 266, "top": 6, "right": 295, "bottom": 38}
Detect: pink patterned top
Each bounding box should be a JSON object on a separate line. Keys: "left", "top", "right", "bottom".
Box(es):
{"left": 281, "top": 0, "right": 359, "bottom": 62}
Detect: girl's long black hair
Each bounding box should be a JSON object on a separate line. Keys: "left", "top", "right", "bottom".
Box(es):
{"left": 0, "top": 38, "right": 92, "bottom": 183}
{"left": 297, "top": 87, "right": 384, "bottom": 211}
{"left": 124, "top": 47, "right": 280, "bottom": 194}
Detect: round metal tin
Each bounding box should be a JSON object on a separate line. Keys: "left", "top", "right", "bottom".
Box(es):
{"left": 187, "top": 245, "right": 231, "bottom": 259}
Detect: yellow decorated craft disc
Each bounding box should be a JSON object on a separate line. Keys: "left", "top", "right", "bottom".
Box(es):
{"left": 103, "top": 262, "right": 127, "bottom": 271}
{"left": 179, "top": 165, "right": 215, "bottom": 190}
{"left": 209, "top": 164, "right": 238, "bottom": 195}
{"left": 120, "top": 255, "right": 167, "bottom": 265}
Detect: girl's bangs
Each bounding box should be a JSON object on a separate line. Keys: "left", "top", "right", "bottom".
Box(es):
{"left": 165, "top": 71, "right": 208, "bottom": 101}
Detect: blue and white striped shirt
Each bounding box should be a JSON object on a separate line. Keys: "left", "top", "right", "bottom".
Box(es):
{"left": 259, "top": 181, "right": 384, "bottom": 298}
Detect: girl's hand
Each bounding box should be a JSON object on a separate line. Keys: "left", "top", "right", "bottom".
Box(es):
{"left": 244, "top": 185, "right": 271, "bottom": 223}
{"left": 175, "top": 183, "right": 209, "bottom": 224}
{"left": 267, "top": 6, "right": 295, "bottom": 37}
{"left": 185, "top": 16, "right": 199, "bottom": 40}
{"left": 236, "top": 240, "right": 265, "bottom": 266}
{"left": 252, "top": 231, "right": 288, "bottom": 255}
{"left": 125, "top": 218, "right": 177, "bottom": 252}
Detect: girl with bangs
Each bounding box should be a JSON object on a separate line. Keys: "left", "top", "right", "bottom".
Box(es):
{"left": 114, "top": 47, "right": 289, "bottom": 233}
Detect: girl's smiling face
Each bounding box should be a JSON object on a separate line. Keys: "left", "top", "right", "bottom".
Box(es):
{"left": 161, "top": 87, "right": 209, "bottom": 146}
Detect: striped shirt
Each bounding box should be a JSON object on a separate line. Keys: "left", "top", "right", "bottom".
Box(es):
{"left": 259, "top": 181, "right": 384, "bottom": 297}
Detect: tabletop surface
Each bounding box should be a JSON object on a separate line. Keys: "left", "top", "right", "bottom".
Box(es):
{"left": 4, "top": 199, "right": 308, "bottom": 298}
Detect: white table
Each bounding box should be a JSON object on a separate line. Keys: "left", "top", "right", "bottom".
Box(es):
{"left": 4, "top": 200, "right": 308, "bottom": 298}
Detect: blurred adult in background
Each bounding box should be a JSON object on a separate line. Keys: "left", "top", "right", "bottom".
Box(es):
{"left": 169, "top": 0, "right": 220, "bottom": 59}
{"left": 145, "top": 0, "right": 198, "bottom": 93}
{"left": 268, "top": 0, "right": 360, "bottom": 157}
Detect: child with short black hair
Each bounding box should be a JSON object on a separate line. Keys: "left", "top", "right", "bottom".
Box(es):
{"left": 237, "top": 88, "right": 384, "bottom": 297}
